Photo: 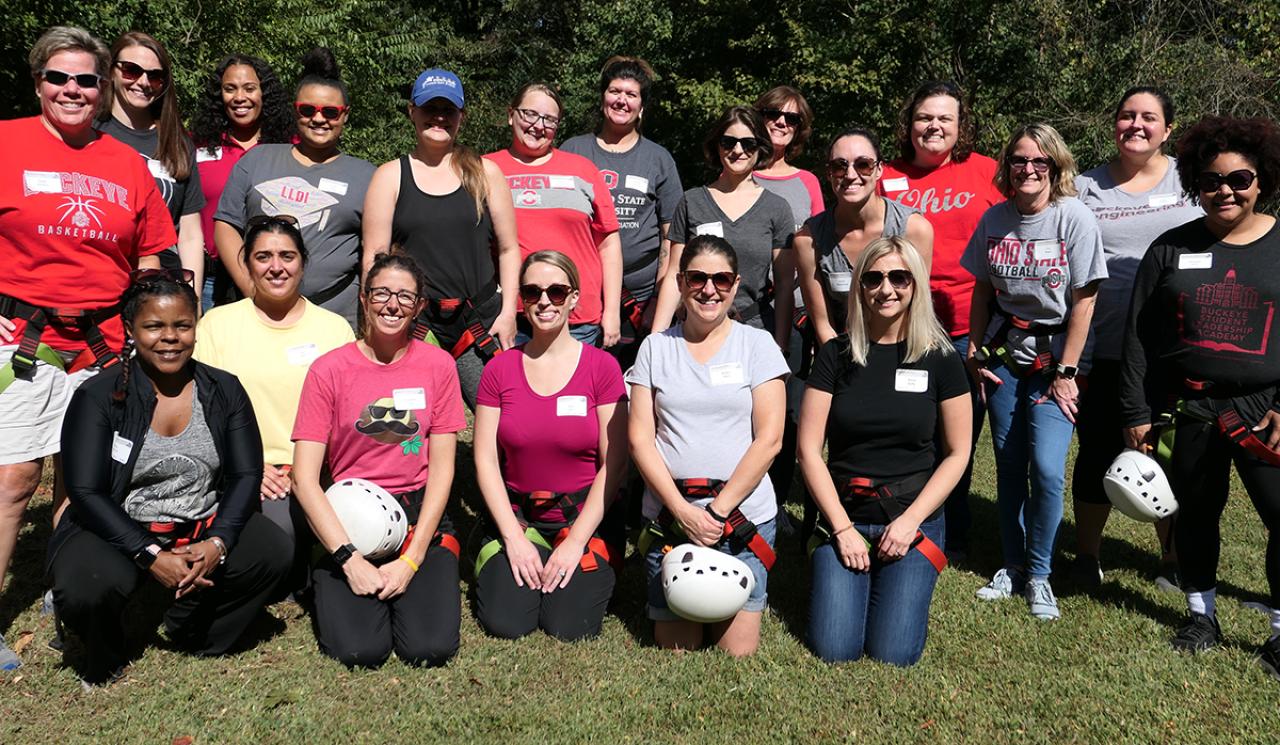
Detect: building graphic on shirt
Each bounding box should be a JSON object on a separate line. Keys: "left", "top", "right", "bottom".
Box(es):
{"left": 355, "top": 397, "right": 421, "bottom": 449}
{"left": 253, "top": 176, "right": 338, "bottom": 230}
{"left": 1179, "top": 267, "right": 1273, "bottom": 356}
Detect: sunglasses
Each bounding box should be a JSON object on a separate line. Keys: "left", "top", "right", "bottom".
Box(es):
{"left": 366, "top": 287, "right": 419, "bottom": 305}
{"left": 114, "top": 60, "right": 168, "bottom": 92}
{"left": 294, "top": 102, "right": 349, "bottom": 120}
{"left": 1010, "top": 156, "right": 1054, "bottom": 173}
{"left": 719, "top": 136, "right": 762, "bottom": 153}
{"left": 40, "top": 69, "right": 101, "bottom": 89}
{"left": 519, "top": 283, "right": 574, "bottom": 305}
{"left": 247, "top": 214, "right": 299, "bottom": 230}
{"left": 681, "top": 270, "right": 737, "bottom": 292}
{"left": 514, "top": 107, "right": 561, "bottom": 130}
{"left": 129, "top": 267, "right": 196, "bottom": 285}
{"left": 859, "top": 269, "right": 914, "bottom": 290}
{"left": 758, "top": 108, "right": 803, "bottom": 128}
{"left": 827, "top": 157, "right": 880, "bottom": 178}
{"left": 1197, "top": 169, "right": 1257, "bottom": 193}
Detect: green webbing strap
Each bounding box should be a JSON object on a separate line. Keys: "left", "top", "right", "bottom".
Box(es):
{"left": 473, "top": 526, "right": 553, "bottom": 579}
{"left": 0, "top": 343, "right": 67, "bottom": 395}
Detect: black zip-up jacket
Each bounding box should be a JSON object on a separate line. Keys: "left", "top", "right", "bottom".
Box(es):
{"left": 47, "top": 359, "right": 263, "bottom": 567}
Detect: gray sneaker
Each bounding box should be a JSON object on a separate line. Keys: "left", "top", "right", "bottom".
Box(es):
{"left": 976, "top": 568, "right": 1024, "bottom": 600}
{"left": 0, "top": 633, "right": 21, "bottom": 672}
{"left": 1025, "top": 578, "right": 1061, "bottom": 620}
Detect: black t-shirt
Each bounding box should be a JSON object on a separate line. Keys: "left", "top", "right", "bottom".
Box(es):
{"left": 95, "top": 118, "right": 204, "bottom": 227}
{"left": 806, "top": 336, "right": 968, "bottom": 520}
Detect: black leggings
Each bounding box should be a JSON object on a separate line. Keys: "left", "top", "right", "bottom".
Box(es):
{"left": 1167, "top": 414, "right": 1280, "bottom": 607}
{"left": 49, "top": 513, "right": 290, "bottom": 682}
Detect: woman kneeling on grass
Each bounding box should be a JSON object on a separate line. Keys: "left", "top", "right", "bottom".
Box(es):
{"left": 291, "top": 253, "right": 466, "bottom": 668}
{"left": 473, "top": 251, "right": 629, "bottom": 641}
{"left": 798, "top": 236, "right": 971, "bottom": 665}
{"left": 49, "top": 272, "right": 290, "bottom": 685}
{"left": 628, "top": 235, "right": 789, "bottom": 656}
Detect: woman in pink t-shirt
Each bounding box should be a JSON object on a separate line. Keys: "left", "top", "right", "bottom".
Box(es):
{"left": 473, "top": 250, "right": 629, "bottom": 641}
{"left": 291, "top": 253, "right": 467, "bottom": 668}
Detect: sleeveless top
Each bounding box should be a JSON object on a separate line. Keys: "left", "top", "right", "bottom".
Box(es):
{"left": 390, "top": 155, "right": 496, "bottom": 301}
{"left": 805, "top": 198, "right": 916, "bottom": 334}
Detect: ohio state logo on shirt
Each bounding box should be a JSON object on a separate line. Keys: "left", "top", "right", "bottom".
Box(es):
{"left": 518, "top": 189, "right": 541, "bottom": 207}
{"left": 897, "top": 186, "right": 975, "bottom": 215}
{"left": 600, "top": 169, "right": 619, "bottom": 190}
{"left": 1041, "top": 267, "right": 1065, "bottom": 290}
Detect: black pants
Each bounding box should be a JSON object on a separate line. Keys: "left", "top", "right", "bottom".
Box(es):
{"left": 261, "top": 493, "right": 313, "bottom": 599}
{"left": 1168, "top": 414, "right": 1280, "bottom": 607}
{"left": 311, "top": 542, "right": 460, "bottom": 668}
{"left": 49, "top": 513, "right": 290, "bottom": 682}
{"left": 474, "top": 533, "right": 615, "bottom": 642}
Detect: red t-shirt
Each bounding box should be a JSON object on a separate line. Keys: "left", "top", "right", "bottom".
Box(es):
{"left": 194, "top": 135, "right": 251, "bottom": 258}
{"left": 880, "top": 154, "right": 1003, "bottom": 336}
{"left": 0, "top": 117, "right": 175, "bottom": 351}
{"left": 483, "top": 149, "right": 620, "bottom": 325}
{"left": 292, "top": 341, "right": 467, "bottom": 495}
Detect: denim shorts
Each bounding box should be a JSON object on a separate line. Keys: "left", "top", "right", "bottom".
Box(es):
{"left": 645, "top": 518, "right": 776, "bottom": 621}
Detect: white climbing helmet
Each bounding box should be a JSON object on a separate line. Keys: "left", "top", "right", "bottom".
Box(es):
{"left": 324, "top": 478, "right": 408, "bottom": 560}
{"left": 661, "top": 543, "right": 756, "bottom": 623}
{"left": 1103, "top": 449, "right": 1178, "bottom": 522}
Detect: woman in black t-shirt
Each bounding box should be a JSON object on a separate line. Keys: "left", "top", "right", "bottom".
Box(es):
{"left": 797, "top": 235, "right": 971, "bottom": 666}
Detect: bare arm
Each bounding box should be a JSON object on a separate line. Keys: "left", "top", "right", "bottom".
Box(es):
{"left": 361, "top": 160, "right": 401, "bottom": 279}
{"left": 649, "top": 241, "right": 686, "bottom": 334}
{"left": 176, "top": 213, "right": 205, "bottom": 304}
{"left": 629, "top": 381, "right": 719, "bottom": 545}
{"left": 598, "top": 231, "right": 623, "bottom": 347}
{"left": 1044, "top": 282, "right": 1100, "bottom": 423}
{"left": 291, "top": 439, "right": 384, "bottom": 595}
{"left": 486, "top": 159, "right": 521, "bottom": 348}
{"left": 905, "top": 213, "right": 934, "bottom": 271}
{"left": 214, "top": 220, "right": 253, "bottom": 297}
{"left": 793, "top": 230, "right": 835, "bottom": 344}
{"left": 771, "top": 247, "right": 795, "bottom": 350}
{"left": 706, "top": 378, "right": 786, "bottom": 517}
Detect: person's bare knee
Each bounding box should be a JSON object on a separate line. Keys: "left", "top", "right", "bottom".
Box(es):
{"left": 654, "top": 619, "right": 703, "bottom": 651}
{"left": 0, "top": 461, "right": 43, "bottom": 512}
{"left": 710, "top": 610, "right": 762, "bottom": 657}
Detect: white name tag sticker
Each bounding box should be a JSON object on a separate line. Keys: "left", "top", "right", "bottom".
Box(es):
{"left": 111, "top": 432, "right": 134, "bottom": 464}
{"left": 392, "top": 387, "right": 427, "bottom": 411}
{"left": 1148, "top": 193, "right": 1178, "bottom": 207}
{"left": 318, "top": 178, "right": 348, "bottom": 195}
{"left": 895, "top": 368, "right": 929, "bottom": 393}
{"left": 195, "top": 146, "right": 223, "bottom": 163}
{"left": 709, "top": 362, "right": 745, "bottom": 386}
{"left": 556, "top": 395, "right": 588, "bottom": 417}
{"left": 828, "top": 271, "right": 852, "bottom": 292}
{"left": 1178, "top": 253, "right": 1213, "bottom": 270}
{"left": 624, "top": 174, "right": 649, "bottom": 193}
{"left": 548, "top": 175, "right": 576, "bottom": 189}
{"left": 695, "top": 221, "right": 724, "bottom": 238}
{"left": 147, "top": 159, "right": 172, "bottom": 180}
{"left": 23, "top": 170, "right": 62, "bottom": 194}
{"left": 285, "top": 343, "right": 319, "bottom": 366}
{"left": 1032, "top": 241, "right": 1060, "bottom": 261}
{"left": 882, "top": 177, "right": 909, "bottom": 192}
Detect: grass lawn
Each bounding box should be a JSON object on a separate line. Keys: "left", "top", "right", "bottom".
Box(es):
{"left": 2, "top": 427, "right": 1278, "bottom": 744}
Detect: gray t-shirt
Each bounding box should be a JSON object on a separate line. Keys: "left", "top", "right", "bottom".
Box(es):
{"left": 560, "top": 134, "right": 684, "bottom": 299}
{"left": 1075, "top": 158, "right": 1201, "bottom": 360}
{"left": 669, "top": 186, "right": 794, "bottom": 325}
{"left": 960, "top": 197, "right": 1108, "bottom": 369}
{"left": 806, "top": 199, "right": 917, "bottom": 335}
{"left": 214, "top": 144, "right": 375, "bottom": 326}
{"left": 123, "top": 384, "right": 220, "bottom": 524}
{"left": 626, "top": 321, "right": 790, "bottom": 524}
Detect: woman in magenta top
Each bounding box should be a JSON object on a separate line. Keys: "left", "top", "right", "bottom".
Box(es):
{"left": 473, "top": 250, "right": 629, "bottom": 641}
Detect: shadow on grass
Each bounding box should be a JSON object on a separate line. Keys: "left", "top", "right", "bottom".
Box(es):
{"left": 0, "top": 500, "right": 53, "bottom": 633}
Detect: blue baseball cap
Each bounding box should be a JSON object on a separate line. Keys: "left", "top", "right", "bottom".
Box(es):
{"left": 412, "top": 69, "right": 464, "bottom": 108}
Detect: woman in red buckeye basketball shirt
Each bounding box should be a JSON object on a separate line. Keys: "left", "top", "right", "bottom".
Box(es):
{"left": 0, "top": 26, "right": 174, "bottom": 672}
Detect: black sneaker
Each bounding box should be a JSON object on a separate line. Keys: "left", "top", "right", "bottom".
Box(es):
{"left": 1171, "top": 613, "right": 1221, "bottom": 653}
{"left": 1258, "top": 636, "right": 1280, "bottom": 682}
{"left": 1069, "top": 554, "right": 1103, "bottom": 590}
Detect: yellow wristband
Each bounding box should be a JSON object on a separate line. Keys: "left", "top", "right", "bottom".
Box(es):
{"left": 398, "top": 555, "right": 420, "bottom": 573}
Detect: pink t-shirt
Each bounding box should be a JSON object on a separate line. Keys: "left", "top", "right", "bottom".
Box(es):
{"left": 880, "top": 154, "right": 1003, "bottom": 336}
{"left": 483, "top": 149, "right": 620, "bottom": 325}
{"left": 292, "top": 341, "right": 467, "bottom": 494}
{"left": 476, "top": 343, "right": 626, "bottom": 521}
{"left": 194, "top": 136, "right": 251, "bottom": 258}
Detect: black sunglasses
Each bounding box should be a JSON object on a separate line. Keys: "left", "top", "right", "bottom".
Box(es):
{"left": 1197, "top": 169, "right": 1257, "bottom": 193}
{"left": 519, "top": 283, "right": 573, "bottom": 306}
{"left": 114, "top": 60, "right": 168, "bottom": 92}
{"left": 860, "top": 269, "right": 914, "bottom": 290}
{"left": 1010, "top": 156, "right": 1054, "bottom": 173}
{"left": 294, "top": 102, "right": 348, "bottom": 120}
{"left": 40, "top": 69, "right": 101, "bottom": 89}
{"left": 247, "top": 214, "right": 300, "bottom": 230}
{"left": 681, "top": 270, "right": 737, "bottom": 292}
{"left": 130, "top": 267, "right": 196, "bottom": 286}
{"left": 758, "top": 108, "right": 802, "bottom": 128}
{"left": 827, "top": 157, "right": 880, "bottom": 178}
{"left": 719, "top": 136, "right": 762, "bottom": 153}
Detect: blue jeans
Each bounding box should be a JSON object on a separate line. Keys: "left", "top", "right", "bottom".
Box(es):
{"left": 984, "top": 363, "right": 1075, "bottom": 579}
{"left": 645, "top": 518, "right": 775, "bottom": 621}
{"left": 941, "top": 336, "right": 985, "bottom": 551}
{"left": 807, "top": 515, "right": 944, "bottom": 666}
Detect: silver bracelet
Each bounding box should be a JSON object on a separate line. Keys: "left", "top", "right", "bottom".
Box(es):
{"left": 209, "top": 536, "right": 228, "bottom": 565}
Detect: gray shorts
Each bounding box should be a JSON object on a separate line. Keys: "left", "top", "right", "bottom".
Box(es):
{"left": 645, "top": 518, "right": 776, "bottom": 621}
{"left": 0, "top": 345, "right": 99, "bottom": 465}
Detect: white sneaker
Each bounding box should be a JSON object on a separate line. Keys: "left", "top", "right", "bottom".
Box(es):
{"left": 976, "top": 568, "right": 1024, "bottom": 600}
{"left": 1025, "top": 578, "right": 1061, "bottom": 621}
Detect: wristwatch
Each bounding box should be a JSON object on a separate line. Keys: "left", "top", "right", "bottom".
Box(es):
{"left": 972, "top": 346, "right": 990, "bottom": 363}
{"left": 1055, "top": 363, "right": 1079, "bottom": 380}
{"left": 134, "top": 543, "right": 161, "bottom": 570}
{"left": 331, "top": 543, "right": 358, "bottom": 567}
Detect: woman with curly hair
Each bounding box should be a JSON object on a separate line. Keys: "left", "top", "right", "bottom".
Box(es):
{"left": 191, "top": 54, "right": 293, "bottom": 308}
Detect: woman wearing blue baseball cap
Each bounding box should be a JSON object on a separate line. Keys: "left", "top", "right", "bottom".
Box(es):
{"left": 363, "top": 68, "right": 520, "bottom": 409}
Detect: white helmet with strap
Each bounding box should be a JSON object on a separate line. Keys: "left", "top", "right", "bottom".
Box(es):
{"left": 1103, "top": 449, "right": 1178, "bottom": 522}
{"left": 661, "top": 543, "right": 755, "bottom": 623}
{"left": 324, "top": 478, "right": 408, "bottom": 560}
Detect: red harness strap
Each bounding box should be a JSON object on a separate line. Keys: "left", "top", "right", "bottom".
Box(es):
{"left": 146, "top": 513, "right": 217, "bottom": 548}
{"left": 672, "top": 478, "right": 776, "bottom": 571}
{"left": 911, "top": 531, "right": 947, "bottom": 573}
{"left": 0, "top": 296, "right": 121, "bottom": 377}
{"left": 1181, "top": 379, "right": 1280, "bottom": 466}
{"left": 412, "top": 296, "right": 504, "bottom": 361}
{"left": 400, "top": 524, "right": 461, "bottom": 560}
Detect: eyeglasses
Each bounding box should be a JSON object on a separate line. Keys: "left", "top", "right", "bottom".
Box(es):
{"left": 1010, "top": 156, "right": 1054, "bottom": 173}
{"left": 129, "top": 267, "right": 196, "bottom": 285}
{"left": 758, "top": 108, "right": 802, "bottom": 128}
{"left": 719, "top": 136, "right": 762, "bottom": 153}
{"left": 680, "top": 270, "right": 737, "bottom": 292}
{"left": 519, "top": 283, "right": 574, "bottom": 305}
{"left": 246, "top": 214, "right": 299, "bottom": 229}
{"left": 366, "top": 287, "right": 420, "bottom": 305}
{"left": 294, "top": 102, "right": 349, "bottom": 120}
{"left": 39, "top": 69, "right": 101, "bottom": 89}
{"left": 114, "top": 60, "right": 168, "bottom": 92}
{"left": 859, "top": 269, "right": 914, "bottom": 290}
{"left": 827, "top": 157, "right": 880, "bottom": 178}
{"left": 514, "top": 107, "right": 560, "bottom": 130}
{"left": 1197, "top": 169, "right": 1257, "bottom": 193}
